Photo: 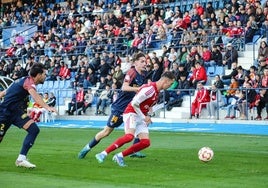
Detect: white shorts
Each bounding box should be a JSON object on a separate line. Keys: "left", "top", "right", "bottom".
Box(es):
{"left": 123, "top": 113, "right": 149, "bottom": 137}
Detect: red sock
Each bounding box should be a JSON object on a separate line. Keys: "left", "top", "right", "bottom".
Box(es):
{"left": 122, "top": 139, "right": 150, "bottom": 157}
{"left": 105, "top": 134, "right": 134, "bottom": 154}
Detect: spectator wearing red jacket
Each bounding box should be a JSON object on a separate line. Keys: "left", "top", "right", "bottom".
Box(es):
{"left": 191, "top": 82, "right": 210, "bottom": 118}
{"left": 202, "top": 46, "right": 214, "bottom": 68}
{"left": 189, "top": 61, "right": 207, "bottom": 88}
{"left": 58, "top": 62, "right": 71, "bottom": 80}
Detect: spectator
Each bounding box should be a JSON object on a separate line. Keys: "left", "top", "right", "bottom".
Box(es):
{"left": 213, "top": 75, "right": 224, "bottom": 93}
{"left": 150, "top": 62, "right": 163, "bottom": 82}
{"left": 189, "top": 61, "right": 207, "bottom": 89}
{"left": 82, "top": 88, "right": 94, "bottom": 115}
{"left": 11, "top": 64, "right": 27, "bottom": 80}
{"left": 207, "top": 84, "right": 224, "bottom": 119}
{"left": 224, "top": 89, "right": 241, "bottom": 119}
{"left": 258, "top": 41, "right": 268, "bottom": 60}
{"left": 95, "top": 84, "right": 113, "bottom": 116}
{"left": 254, "top": 87, "right": 268, "bottom": 120}
{"left": 75, "top": 66, "right": 87, "bottom": 88}
{"left": 190, "top": 82, "right": 210, "bottom": 119}
{"left": 84, "top": 67, "right": 97, "bottom": 88}
{"left": 224, "top": 77, "right": 239, "bottom": 106}
{"left": 47, "top": 62, "right": 60, "bottom": 81}
{"left": 237, "top": 82, "right": 257, "bottom": 120}
{"left": 112, "top": 64, "right": 124, "bottom": 85}
{"left": 210, "top": 45, "right": 223, "bottom": 66}
{"left": 236, "top": 65, "right": 248, "bottom": 86}
{"left": 166, "top": 73, "right": 190, "bottom": 111}
{"left": 257, "top": 58, "right": 268, "bottom": 75}
{"left": 202, "top": 45, "right": 213, "bottom": 68}
{"left": 46, "top": 92, "right": 56, "bottom": 107}
{"left": 222, "top": 62, "right": 238, "bottom": 85}
{"left": 66, "top": 85, "right": 85, "bottom": 115}
{"left": 0, "top": 64, "right": 7, "bottom": 76}
{"left": 222, "top": 43, "right": 238, "bottom": 70}
{"left": 261, "top": 67, "right": 268, "bottom": 87}
{"left": 58, "top": 62, "right": 71, "bottom": 80}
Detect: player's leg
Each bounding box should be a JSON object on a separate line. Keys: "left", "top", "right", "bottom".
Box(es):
{"left": 78, "top": 112, "right": 123, "bottom": 159}
{"left": 129, "top": 137, "right": 147, "bottom": 158}
{"left": 95, "top": 113, "right": 136, "bottom": 163}
{"left": 113, "top": 118, "right": 149, "bottom": 167}
{"left": 15, "top": 118, "right": 40, "bottom": 168}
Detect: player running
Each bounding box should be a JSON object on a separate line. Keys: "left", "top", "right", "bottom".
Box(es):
{"left": 0, "top": 63, "right": 57, "bottom": 168}
{"left": 78, "top": 52, "right": 147, "bottom": 159}
{"left": 95, "top": 71, "right": 175, "bottom": 166}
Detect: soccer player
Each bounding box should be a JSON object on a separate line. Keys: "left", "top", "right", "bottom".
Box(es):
{"left": 95, "top": 71, "right": 175, "bottom": 167}
{"left": 78, "top": 52, "right": 147, "bottom": 159}
{"left": 0, "top": 63, "right": 57, "bottom": 168}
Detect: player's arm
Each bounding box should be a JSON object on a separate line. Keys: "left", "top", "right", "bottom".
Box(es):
{"left": 28, "top": 88, "right": 57, "bottom": 113}
{"left": 121, "top": 81, "right": 139, "bottom": 92}
{"left": 131, "top": 87, "right": 152, "bottom": 124}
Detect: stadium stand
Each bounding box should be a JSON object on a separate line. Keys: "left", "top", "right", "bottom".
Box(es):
{"left": 1, "top": 0, "right": 268, "bottom": 120}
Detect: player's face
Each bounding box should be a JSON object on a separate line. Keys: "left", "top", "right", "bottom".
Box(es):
{"left": 38, "top": 71, "right": 47, "bottom": 84}
{"left": 134, "top": 57, "right": 147, "bottom": 72}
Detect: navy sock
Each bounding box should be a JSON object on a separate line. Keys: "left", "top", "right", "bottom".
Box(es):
{"left": 88, "top": 137, "right": 100, "bottom": 149}
{"left": 133, "top": 137, "right": 140, "bottom": 145}
{"left": 20, "top": 123, "right": 40, "bottom": 155}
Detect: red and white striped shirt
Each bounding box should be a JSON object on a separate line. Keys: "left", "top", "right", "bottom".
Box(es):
{"left": 124, "top": 82, "right": 159, "bottom": 116}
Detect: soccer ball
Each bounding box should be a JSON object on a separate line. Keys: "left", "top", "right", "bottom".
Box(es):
{"left": 198, "top": 147, "right": 214, "bottom": 162}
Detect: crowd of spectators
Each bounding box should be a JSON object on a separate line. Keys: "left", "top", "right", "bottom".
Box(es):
{"left": 0, "top": 0, "right": 268, "bottom": 119}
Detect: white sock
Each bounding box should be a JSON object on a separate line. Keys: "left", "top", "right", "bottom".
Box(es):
{"left": 117, "top": 152, "right": 123, "bottom": 158}
{"left": 85, "top": 144, "right": 90, "bottom": 150}
{"left": 17, "top": 154, "right": 26, "bottom": 161}
{"left": 101, "top": 151, "right": 107, "bottom": 156}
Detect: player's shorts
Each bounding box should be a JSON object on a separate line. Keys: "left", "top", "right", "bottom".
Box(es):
{"left": 0, "top": 107, "right": 32, "bottom": 142}
{"left": 123, "top": 113, "right": 149, "bottom": 137}
{"left": 106, "top": 110, "right": 123, "bottom": 128}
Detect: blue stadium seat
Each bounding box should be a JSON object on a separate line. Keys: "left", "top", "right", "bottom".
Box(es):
{"left": 207, "top": 66, "right": 216, "bottom": 77}
{"left": 36, "top": 84, "right": 43, "bottom": 92}
{"left": 42, "top": 81, "right": 49, "bottom": 90}
{"left": 215, "top": 66, "right": 224, "bottom": 76}
{"left": 47, "top": 81, "right": 54, "bottom": 89}
{"left": 246, "top": 35, "right": 261, "bottom": 45}
{"left": 59, "top": 90, "right": 67, "bottom": 98}
{"left": 57, "top": 97, "right": 65, "bottom": 106}
{"left": 66, "top": 89, "right": 74, "bottom": 98}
{"left": 59, "top": 80, "right": 65, "bottom": 89}
{"left": 53, "top": 80, "right": 59, "bottom": 89}
{"left": 64, "top": 80, "right": 72, "bottom": 89}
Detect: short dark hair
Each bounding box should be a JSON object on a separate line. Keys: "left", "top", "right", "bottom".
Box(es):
{"left": 132, "top": 52, "right": 146, "bottom": 61}
{"left": 161, "top": 71, "right": 176, "bottom": 80}
{"left": 29, "top": 63, "right": 46, "bottom": 77}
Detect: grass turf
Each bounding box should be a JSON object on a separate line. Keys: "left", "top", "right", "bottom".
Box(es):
{"left": 0, "top": 127, "right": 267, "bottom": 188}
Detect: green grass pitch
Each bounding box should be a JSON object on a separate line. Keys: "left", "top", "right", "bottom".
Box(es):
{"left": 1, "top": 127, "right": 267, "bottom": 188}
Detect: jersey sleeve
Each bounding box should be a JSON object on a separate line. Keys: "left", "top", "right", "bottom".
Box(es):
{"left": 133, "top": 85, "right": 155, "bottom": 104}
{"left": 23, "top": 77, "right": 37, "bottom": 91}
{"left": 124, "top": 68, "right": 136, "bottom": 85}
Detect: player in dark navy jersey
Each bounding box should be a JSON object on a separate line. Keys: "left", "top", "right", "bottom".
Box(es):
{"left": 78, "top": 52, "right": 147, "bottom": 159}
{"left": 0, "top": 63, "right": 57, "bottom": 168}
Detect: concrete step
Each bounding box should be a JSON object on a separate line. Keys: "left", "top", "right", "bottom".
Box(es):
{"left": 159, "top": 107, "right": 190, "bottom": 119}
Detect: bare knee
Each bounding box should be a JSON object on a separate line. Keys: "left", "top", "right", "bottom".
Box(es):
{"left": 96, "top": 126, "right": 114, "bottom": 140}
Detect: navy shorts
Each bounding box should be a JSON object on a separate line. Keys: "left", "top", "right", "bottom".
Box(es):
{"left": 106, "top": 110, "right": 123, "bottom": 128}
{"left": 0, "top": 107, "right": 31, "bottom": 141}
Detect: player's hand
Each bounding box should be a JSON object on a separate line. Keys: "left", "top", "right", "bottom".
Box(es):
{"left": 144, "top": 116, "right": 152, "bottom": 126}
{"left": 47, "top": 107, "right": 58, "bottom": 114}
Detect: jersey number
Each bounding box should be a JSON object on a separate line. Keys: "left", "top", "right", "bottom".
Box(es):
{"left": 0, "top": 124, "right": 4, "bottom": 131}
